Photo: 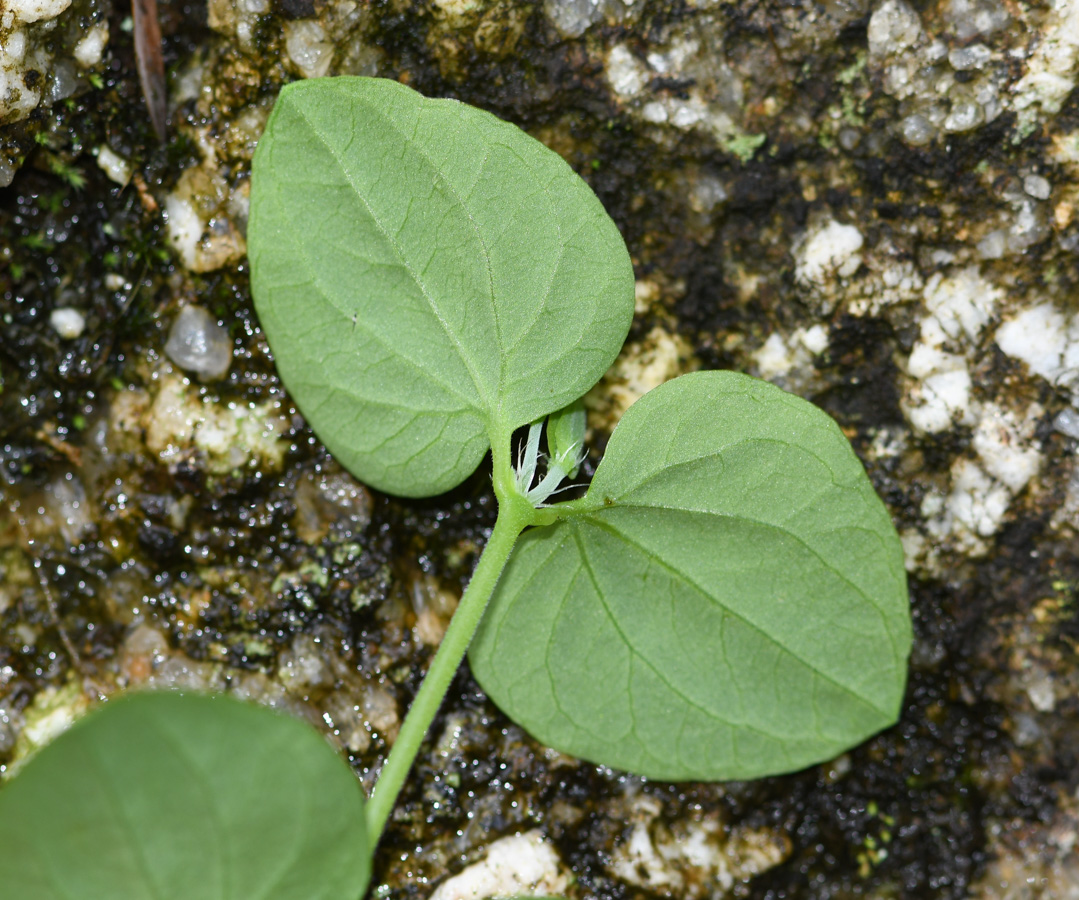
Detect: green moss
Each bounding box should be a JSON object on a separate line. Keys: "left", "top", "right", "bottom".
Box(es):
{"left": 837, "top": 51, "right": 867, "bottom": 86}
{"left": 720, "top": 131, "right": 766, "bottom": 163}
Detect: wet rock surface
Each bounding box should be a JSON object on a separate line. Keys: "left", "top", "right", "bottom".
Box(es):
{"left": 2, "top": 0, "right": 1079, "bottom": 898}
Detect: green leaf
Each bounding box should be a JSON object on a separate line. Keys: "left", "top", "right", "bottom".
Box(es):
{"left": 471, "top": 371, "right": 911, "bottom": 781}
{"left": 248, "top": 77, "right": 634, "bottom": 497}
{"left": 0, "top": 691, "right": 370, "bottom": 900}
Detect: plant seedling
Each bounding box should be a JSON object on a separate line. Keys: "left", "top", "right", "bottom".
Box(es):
{"left": 0, "top": 77, "right": 911, "bottom": 899}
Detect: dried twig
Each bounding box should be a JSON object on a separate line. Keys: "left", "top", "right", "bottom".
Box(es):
{"left": 133, "top": 0, "right": 167, "bottom": 141}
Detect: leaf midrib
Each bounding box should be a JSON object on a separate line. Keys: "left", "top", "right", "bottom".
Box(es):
{"left": 583, "top": 441, "right": 900, "bottom": 630}
{"left": 292, "top": 89, "right": 497, "bottom": 416}
{"left": 570, "top": 529, "right": 801, "bottom": 761}
{"left": 263, "top": 211, "right": 478, "bottom": 410}
{"left": 592, "top": 435, "right": 851, "bottom": 508}
{"left": 572, "top": 511, "right": 899, "bottom": 719}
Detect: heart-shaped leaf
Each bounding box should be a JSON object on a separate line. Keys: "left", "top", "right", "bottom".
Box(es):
{"left": 248, "top": 77, "right": 634, "bottom": 497}
{"left": 470, "top": 371, "right": 911, "bottom": 781}
{"left": 0, "top": 691, "right": 370, "bottom": 899}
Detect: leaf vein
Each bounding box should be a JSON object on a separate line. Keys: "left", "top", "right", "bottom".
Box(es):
{"left": 579, "top": 514, "right": 895, "bottom": 719}
{"left": 293, "top": 97, "right": 495, "bottom": 414}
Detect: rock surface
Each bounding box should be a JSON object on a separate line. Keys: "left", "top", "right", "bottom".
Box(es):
{"left": 3, "top": 0, "right": 1079, "bottom": 897}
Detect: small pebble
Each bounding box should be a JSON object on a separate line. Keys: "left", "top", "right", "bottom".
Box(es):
{"left": 8, "top": 0, "right": 71, "bottom": 25}
{"left": 1023, "top": 174, "right": 1051, "bottom": 200}
{"left": 924, "top": 37, "right": 948, "bottom": 62}
{"left": 96, "top": 146, "right": 132, "bottom": 186}
{"left": 164, "top": 305, "right": 232, "bottom": 381}
{"left": 976, "top": 229, "right": 1007, "bottom": 259}
{"left": 838, "top": 127, "right": 861, "bottom": 151}
{"left": 284, "top": 20, "right": 333, "bottom": 79}
{"left": 73, "top": 24, "right": 108, "bottom": 67}
{"left": 900, "top": 113, "right": 934, "bottom": 146}
{"left": 545, "top": 0, "right": 606, "bottom": 38}
{"left": 1054, "top": 409, "right": 1079, "bottom": 441}
{"left": 44, "top": 60, "right": 77, "bottom": 104}
{"left": 867, "top": 0, "right": 922, "bottom": 57}
{"left": 948, "top": 43, "right": 991, "bottom": 70}
{"left": 50, "top": 307, "right": 86, "bottom": 339}
{"left": 943, "top": 99, "right": 984, "bottom": 132}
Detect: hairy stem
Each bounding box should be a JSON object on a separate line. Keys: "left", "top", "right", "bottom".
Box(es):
{"left": 365, "top": 446, "right": 534, "bottom": 842}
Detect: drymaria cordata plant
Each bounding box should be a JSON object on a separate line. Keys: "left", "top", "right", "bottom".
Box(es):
{"left": 0, "top": 77, "right": 911, "bottom": 900}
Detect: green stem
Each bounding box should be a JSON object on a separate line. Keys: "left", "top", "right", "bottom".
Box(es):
{"left": 364, "top": 466, "right": 533, "bottom": 842}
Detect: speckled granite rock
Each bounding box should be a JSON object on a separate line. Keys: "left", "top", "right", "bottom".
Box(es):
{"left": 3, "top": 0, "right": 1079, "bottom": 897}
